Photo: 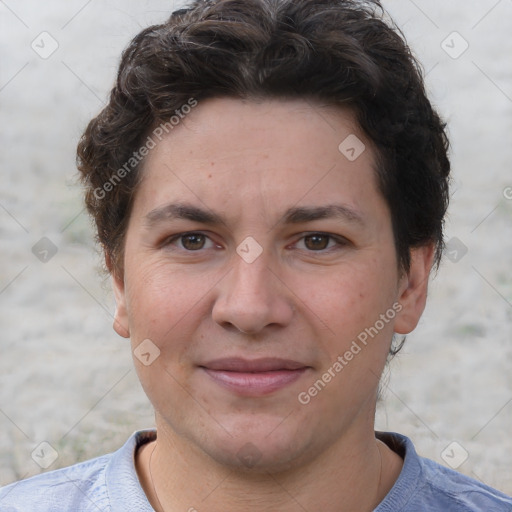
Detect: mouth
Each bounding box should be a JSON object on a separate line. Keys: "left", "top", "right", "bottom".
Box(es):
{"left": 199, "top": 357, "right": 310, "bottom": 396}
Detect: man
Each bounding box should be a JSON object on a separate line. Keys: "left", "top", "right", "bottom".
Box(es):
{"left": 1, "top": 0, "right": 511, "bottom": 510}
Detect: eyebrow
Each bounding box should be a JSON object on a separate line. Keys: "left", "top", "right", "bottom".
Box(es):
{"left": 282, "top": 205, "right": 365, "bottom": 226}
{"left": 144, "top": 202, "right": 364, "bottom": 228}
{"left": 145, "top": 203, "right": 224, "bottom": 228}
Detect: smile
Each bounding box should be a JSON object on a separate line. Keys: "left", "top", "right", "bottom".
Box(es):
{"left": 200, "top": 358, "right": 310, "bottom": 396}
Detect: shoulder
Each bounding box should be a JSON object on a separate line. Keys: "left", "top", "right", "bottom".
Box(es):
{"left": 0, "top": 453, "right": 112, "bottom": 512}
{"left": 418, "top": 456, "right": 512, "bottom": 511}
{"left": 376, "top": 432, "right": 512, "bottom": 512}
{"left": 0, "top": 429, "right": 156, "bottom": 512}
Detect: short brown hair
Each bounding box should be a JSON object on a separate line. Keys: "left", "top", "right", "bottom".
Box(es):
{"left": 77, "top": 0, "right": 450, "bottom": 275}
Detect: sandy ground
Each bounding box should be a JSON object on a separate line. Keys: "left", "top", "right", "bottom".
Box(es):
{"left": 0, "top": 0, "right": 511, "bottom": 497}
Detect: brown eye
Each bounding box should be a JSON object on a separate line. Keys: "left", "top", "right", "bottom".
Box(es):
{"left": 304, "top": 234, "right": 331, "bottom": 250}
{"left": 181, "top": 233, "right": 206, "bottom": 250}
{"left": 165, "top": 232, "right": 218, "bottom": 252}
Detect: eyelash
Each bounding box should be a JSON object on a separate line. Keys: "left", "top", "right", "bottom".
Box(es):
{"left": 164, "top": 231, "right": 349, "bottom": 253}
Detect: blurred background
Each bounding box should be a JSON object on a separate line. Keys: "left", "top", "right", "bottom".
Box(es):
{"left": 1, "top": 0, "right": 511, "bottom": 494}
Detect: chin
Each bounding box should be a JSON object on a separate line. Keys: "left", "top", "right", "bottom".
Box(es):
{"left": 197, "top": 417, "right": 315, "bottom": 474}
{"left": 209, "top": 440, "right": 307, "bottom": 474}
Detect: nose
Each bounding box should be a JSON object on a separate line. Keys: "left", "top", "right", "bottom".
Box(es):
{"left": 212, "top": 252, "right": 294, "bottom": 335}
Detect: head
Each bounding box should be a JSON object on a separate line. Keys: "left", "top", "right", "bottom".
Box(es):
{"left": 77, "top": 0, "right": 450, "bottom": 472}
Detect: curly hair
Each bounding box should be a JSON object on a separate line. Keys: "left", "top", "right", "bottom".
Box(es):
{"left": 77, "top": 0, "right": 450, "bottom": 277}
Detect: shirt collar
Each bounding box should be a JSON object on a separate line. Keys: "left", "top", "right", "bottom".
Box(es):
{"left": 106, "top": 429, "right": 157, "bottom": 512}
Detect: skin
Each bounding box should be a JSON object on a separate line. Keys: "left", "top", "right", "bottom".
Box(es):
{"left": 110, "top": 97, "right": 434, "bottom": 511}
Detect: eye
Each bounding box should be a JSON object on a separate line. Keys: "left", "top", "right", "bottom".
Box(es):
{"left": 166, "top": 232, "right": 216, "bottom": 251}
{"left": 295, "top": 233, "right": 347, "bottom": 252}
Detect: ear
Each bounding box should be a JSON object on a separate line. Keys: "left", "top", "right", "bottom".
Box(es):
{"left": 106, "top": 253, "right": 130, "bottom": 339}
{"left": 394, "top": 244, "right": 435, "bottom": 335}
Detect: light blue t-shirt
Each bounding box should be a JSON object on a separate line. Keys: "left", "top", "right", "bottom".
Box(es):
{"left": 0, "top": 429, "right": 511, "bottom": 511}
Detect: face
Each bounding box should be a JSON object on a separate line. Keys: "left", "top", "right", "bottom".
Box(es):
{"left": 112, "top": 98, "right": 432, "bottom": 472}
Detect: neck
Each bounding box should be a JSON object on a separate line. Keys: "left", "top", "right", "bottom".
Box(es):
{"left": 137, "top": 423, "right": 402, "bottom": 512}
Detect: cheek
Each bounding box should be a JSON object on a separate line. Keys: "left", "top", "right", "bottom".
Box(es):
{"left": 124, "top": 263, "right": 206, "bottom": 407}
{"left": 298, "top": 269, "right": 397, "bottom": 413}
{"left": 123, "top": 259, "right": 206, "bottom": 342}
{"left": 303, "top": 261, "right": 397, "bottom": 338}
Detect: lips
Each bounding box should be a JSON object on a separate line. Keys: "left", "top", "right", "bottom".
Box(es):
{"left": 199, "top": 357, "right": 309, "bottom": 396}
{"left": 202, "top": 357, "right": 307, "bottom": 372}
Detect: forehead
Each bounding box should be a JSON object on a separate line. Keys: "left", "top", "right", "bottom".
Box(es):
{"left": 132, "top": 97, "right": 385, "bottom": 226}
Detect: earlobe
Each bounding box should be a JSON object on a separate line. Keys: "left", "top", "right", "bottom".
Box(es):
{"left": 394, "top": 244, "right": 435, "bottom": 335}
{"left": 106, "top": 253, "right": 130, "bottom": 339}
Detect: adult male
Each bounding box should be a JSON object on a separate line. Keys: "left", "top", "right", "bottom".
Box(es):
{"left": 1, "top": 0, "right": 511, "bottom": 510}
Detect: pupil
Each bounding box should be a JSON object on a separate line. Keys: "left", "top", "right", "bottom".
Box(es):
{"left": 305, "top": 235, "right": 328, "bottom": 250}
{"left": 183, "top": 234, "right": 204, "bottom": 250}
